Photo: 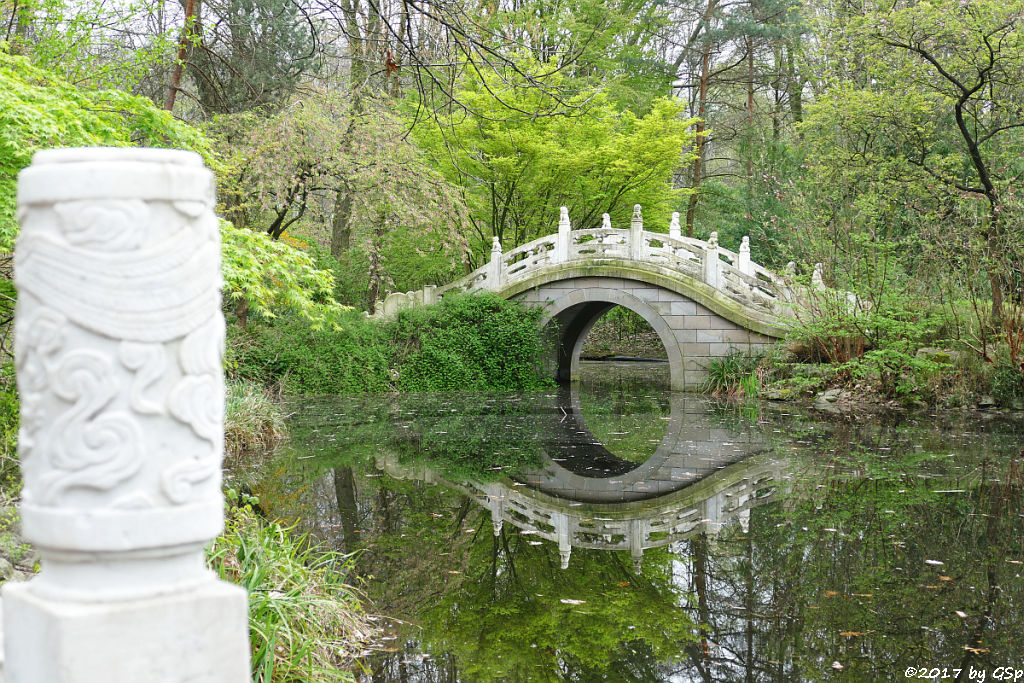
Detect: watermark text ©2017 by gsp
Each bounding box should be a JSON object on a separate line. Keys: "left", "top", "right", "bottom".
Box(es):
{"left": 905, "top": 667, "right": 1024, "bottom": 681}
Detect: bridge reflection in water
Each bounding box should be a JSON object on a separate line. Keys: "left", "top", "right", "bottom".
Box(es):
{"left": 375, "top": 383, "right": 788, "bottom": 571}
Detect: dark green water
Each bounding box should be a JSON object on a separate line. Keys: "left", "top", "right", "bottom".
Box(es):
{"left": 260, "top": 361, "right": 1024, "bottom": 682}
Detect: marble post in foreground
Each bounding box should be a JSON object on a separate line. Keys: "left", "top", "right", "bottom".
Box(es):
{"left": 3, "top": 148, "right": 249, "bottom": 683}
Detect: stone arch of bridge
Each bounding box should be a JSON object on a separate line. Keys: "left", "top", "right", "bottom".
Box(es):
{"left": 537, "top": 286, "right": 685, "bottom": 390}
{"left": 519, "top": 388, "right": 764, "bottom": 503}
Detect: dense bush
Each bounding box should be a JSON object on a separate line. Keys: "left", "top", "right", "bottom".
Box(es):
{"left": 394, "top": 293, "right": 550, "bottom": 392}
{"left": 228, "top": 292, "right": 551, "bottom": 395}
{"left": 228, "top": 309, "right": 392, "bottom": 395}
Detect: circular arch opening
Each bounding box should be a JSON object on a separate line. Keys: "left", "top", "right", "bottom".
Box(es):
{"left": 539, "top": 289, "right": 683, "bottom": 391}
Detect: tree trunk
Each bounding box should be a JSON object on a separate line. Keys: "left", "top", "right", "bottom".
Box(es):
{"left": 786, "top": 41, "right": 803, "bottom": 133}
{"left": 746, "top": 36, "right": 755, "bottom": 180}
{"left": 693, "top": 533, "right": 713, "bottom": 672}
{"left": 365, "top": 206, "right": 388, "bottom": 313}
{"left": 163, "top": 0, "right": 197, "bottom": 111}
{"left": 234, "top": 297, "right": 249, "bottom": 329}
{"left": 684, "top": 0, "right": 716, "bottom": 238}
{"left": 7, "top": 1, "right": 32, "bottom": 53}
{"left": 330, "top": 183, "right": 353, "bottom": 259}
{"left": 333, "top": 467, "right": 360, "bottom": 553}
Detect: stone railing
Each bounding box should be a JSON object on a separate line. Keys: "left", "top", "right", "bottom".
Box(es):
{"left": 375, "top": 205, "right": 801, "bottom": 319}
{"left": 377, "top": 451, "right": 786, "bottom": 570}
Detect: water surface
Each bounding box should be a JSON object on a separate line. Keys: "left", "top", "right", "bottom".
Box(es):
{"left": 259, "top": 361, "right": 1024, "bottom": 681}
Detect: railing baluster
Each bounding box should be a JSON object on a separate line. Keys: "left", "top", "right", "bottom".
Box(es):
{"left": 629, "top": 204, "right": 644, "bottom": 260}
{"left": 703, "top": 231, "right": 720, "bottom": 289}
{"left": 488, "top": 236, "right": 504, "bottom": 290}
{"left": 556, "top": 206, "right": 570, "bottom": 263}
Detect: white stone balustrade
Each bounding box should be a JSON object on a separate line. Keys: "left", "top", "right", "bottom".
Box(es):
{"left": 372, "top": 205, "right": 833, "bottom": 322}
{"left": 382, "top": 452, "right": 784, "bottom": 571}
{"left": 2, "top": 148, "right": 249, "bottom": 683}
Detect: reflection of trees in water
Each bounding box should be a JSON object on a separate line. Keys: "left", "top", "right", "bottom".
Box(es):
{"left": 369, "top": 508, "right": 698, "bottom": 681}
{"left": 671, "top": 439, "right": 1024, "bottom": 681}
{"left": 266, "top": 392, "right": 1024, "bottom": 681}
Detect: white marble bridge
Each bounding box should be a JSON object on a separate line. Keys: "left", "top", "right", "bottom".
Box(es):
{"left": 378, "top": 206, "right": 821, "bottom": 389}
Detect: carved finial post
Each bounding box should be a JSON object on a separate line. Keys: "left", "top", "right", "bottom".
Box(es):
{"left": 601, "top": 213, "right": 611, "bottom": 230}
{"left": 669, "top": 212, "right": 681, "bottom": 239}
{"left": 555, "top": 206, "right": 571, "bottom": 263}
{"left": 703, "top": 231, "right": 720, "bottom": 288}
{"left": 487, "top": 235, "right": 504, "bottom": 290}
{"left": 485, "top": 484, "right": 504, "bottom": 537}
{"left": 812, "top": 262, "right": 825, "bottom": 291}
{"left": 422, "top": 284, "right": 438, "bottom": 306}
{"left": 630, "top": 519, "right": 644, "bottom": 573}
{"left": 555, "top": 512, "right": 571, "bottom": 569}
{"left": 6, "top": 148, "right": 249, "bottom": 682}
{"left": 738, "top": 236, "right": 753, "bottom": 276}
{"left": 629, "top": 204, "right": 644, "bottom": 260}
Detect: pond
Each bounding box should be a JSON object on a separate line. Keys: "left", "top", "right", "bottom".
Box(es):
{"left": 257, "top": 361, "right": 1024, "bottom": 682}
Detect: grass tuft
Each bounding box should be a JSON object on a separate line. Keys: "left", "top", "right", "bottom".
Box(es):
{"left": 225, "top": 379, "right": 287, "bottom": 467}
{"left": 207, "top": 506, "right": 375, "bottom": 683}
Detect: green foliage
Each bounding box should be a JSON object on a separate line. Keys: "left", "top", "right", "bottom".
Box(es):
{"left": 2, "top": 0, "right": 177, "bottom": 90}
{"left": 413, "top": 59, "right": 696, "bottom": 255}
{"left": 394, "top": 293, "right": 551, "bottom": 392}
{"left": 0, "top": 52, "right": 208, "bottom": 251}
{"left": 207, "top": 506, "right": 369, "bottom": 683}
{"left": 185, "top": 0, "right": 319, "bottom": 115}
{"left": 221, "top": 220, "right": 348, "bottom": 327}
{"left": 227, "top": 309, "right": 392, "bottom": 395}
{"left": 306, "top": 243, "right": 371, "bottom": 309}
{"left": 475, "top": 0, "right": 674, "bottom": 111}
{"left": 0, "top": 366, "right": 19, "bottom": 498}
{"left": 989, "top": 352, "right": 1024, "bottom": 406}
{"left": 229, "top": 293, "right": 552, "bottom": 395}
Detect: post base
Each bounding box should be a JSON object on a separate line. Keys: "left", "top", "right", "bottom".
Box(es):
{"left": 2, "top": 577, "right": 249, "bottom": 683}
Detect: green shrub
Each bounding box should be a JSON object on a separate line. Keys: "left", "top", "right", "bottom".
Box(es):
{"left": 0, "top": 367, "right": 19, "bottom": 499}
{"left": 989, "top": 357, "right": 1024, "bottom": 406}
{"left": 228, "top": 310, "right": 392, "bottom": 395}
{"left": 306, "top": 244, "right": 372, "bottom": 309}
{"left": 229, "top": 292, "right": 552, "bottom": 395}
{"left": 395, "top": 293, "right": 551, "bottom": 392}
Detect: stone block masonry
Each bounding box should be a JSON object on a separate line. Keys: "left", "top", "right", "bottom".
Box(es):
{"left": 516, "top": 276, "right": 773, "bottom": 390}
